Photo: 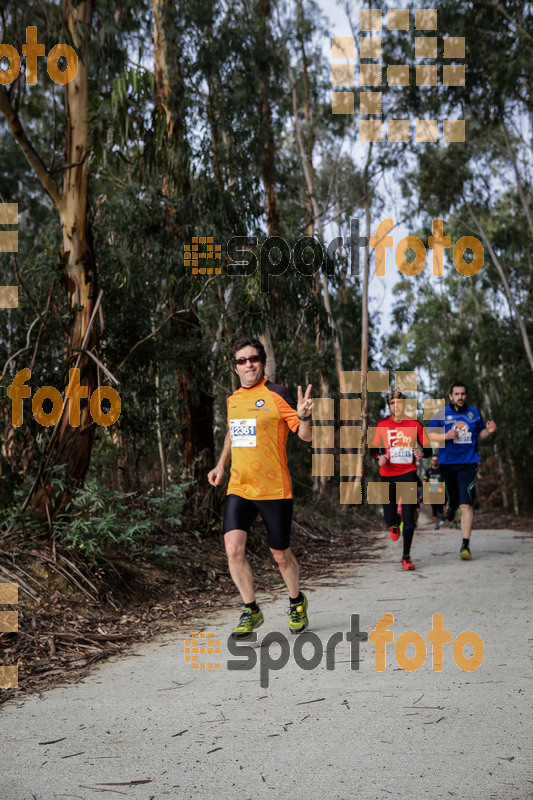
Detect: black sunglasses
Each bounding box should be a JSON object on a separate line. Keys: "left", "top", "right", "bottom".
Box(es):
{"left": 234, "top": 355, "right": 262, "bottom": 366}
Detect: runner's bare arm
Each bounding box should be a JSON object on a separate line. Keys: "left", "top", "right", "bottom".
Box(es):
{"left": 479, "top": 420, "right": 497, "bottom": 439}
{"left": 297, "top": 384, "right": 313, "bottom": 441}
{"left": 208, "top": 430, "right": 232, "bottom": 486}
{"left": 428, "top": 427, "right": 458, "bottom": 444}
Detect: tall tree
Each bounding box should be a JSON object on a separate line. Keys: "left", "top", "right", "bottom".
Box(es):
{"left": 0, "top": 1, "right": 97, "bottom": 515}
{"left": 151, "top": 0, "right": 215, "bottom": 510}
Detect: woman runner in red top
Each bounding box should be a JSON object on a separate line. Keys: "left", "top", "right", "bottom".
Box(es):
{"left": 372, "top": 391, "right": 431, "bottom": 570}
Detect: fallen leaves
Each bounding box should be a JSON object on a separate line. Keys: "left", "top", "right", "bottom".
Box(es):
{"left": 1, "top": 509, "right": 381, "bottom": 702}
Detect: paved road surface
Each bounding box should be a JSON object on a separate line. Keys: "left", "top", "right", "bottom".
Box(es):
{"left": 2, "top": 517, "right": 532, "bottom": 799}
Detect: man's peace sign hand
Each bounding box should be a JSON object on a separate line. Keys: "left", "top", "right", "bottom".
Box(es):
{"left": 297, "top": 384, "right": 313, "bottom": 419}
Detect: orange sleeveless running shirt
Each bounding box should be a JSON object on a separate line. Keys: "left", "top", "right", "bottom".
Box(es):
{"left": 226, "top": 378, "right": 300, "bottom": 500}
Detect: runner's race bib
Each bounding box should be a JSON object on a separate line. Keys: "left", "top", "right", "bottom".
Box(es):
{"left": 430, "top": 478, "right": 441, "bottom": 492}
{"left": 453, "top": 424, "right": 472, "bottom": 444}
{"left": 230, "top": 419, "right": 257, "bottom": 447}
{"left": 390, "top": 446, "right": 413, "bottom": 464}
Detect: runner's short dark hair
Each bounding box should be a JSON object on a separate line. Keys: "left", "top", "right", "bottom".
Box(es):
{"left": 449, "top": 382, "right": 468, "bottom": 394}
{"left": 386, "top": 390, "right": 405, "bottom": 405}
{"left": 230, "top": 336, "right": 267, "bottom": 364}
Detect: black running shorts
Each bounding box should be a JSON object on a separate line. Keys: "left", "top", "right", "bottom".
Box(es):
{"left": 439, "top": 463, "right": 478, "bottom": 510}
{"left": 381, "top": 471, "right": 418, "bottom": 529}
{"left": 223, "top": 494, "right": 293, "bottom": 550}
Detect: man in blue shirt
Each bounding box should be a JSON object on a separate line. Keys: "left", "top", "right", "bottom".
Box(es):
{"left": 428, "top": 383, "right": 497, "bottom": 560}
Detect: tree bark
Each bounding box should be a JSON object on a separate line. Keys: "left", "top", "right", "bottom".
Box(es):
{"left": 356, "top": 152, "right": 372, "bottom": 507}
{"left": 151, "top": 0, "right": 215, "bottom": 508}
{"left": 33, "top": 0, "right": 97, "bottom": 515}
{"left": 151, "top": 0, "right": 190, "bottom": 197}
{"left": 260, "top": 326, "right": 277, "bottom": 381}
{"left": 154, "top": 336, "right": 168, "bottom": 492}
{"left": 0, "top": 0, "right": 98, "bottom": 515}
{"left": 286, "top": 24, "right": 345, "bottom": 495}
{"left": 296, "top": 0, "right": 314, "bottom": 237}
{"left": 171, "top": 310, "right": 215, "bottom": 506}
{"left": 257, "top": 0, "right": 279, "bottom": 234}
{"left": 287, "top": 56, "right": 344, "bottom": 385}
{"left": 508, "top": 457, "right": 520, "bottom": 516}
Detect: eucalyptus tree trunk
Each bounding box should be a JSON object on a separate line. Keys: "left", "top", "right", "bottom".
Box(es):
{"left": 358, "top": 148, "right": 372, "bottom": 503}
{"left": 170, "top": 311, "right": 215, "bottom": 505}
{"left": 256, "top": 0, "right": 280, "bottom": 387}
{"left": 151, "top": 0, "right": 190, "bottom": 198}
{"left": 508, "top": 458, "right": 520, "bottom": 516}
{"left": 257, "top": 0, "right": 280, "bottom": 233}
{"left": 287, "top": 5, "right": 347, "bottom": 495}
{"left": 287, "top": 44, "right": 344, "bottom": 391}
{"left": 0, "top": 0, "right": 97, "bottom": 516}
{"left": 260, "top": 327, "right": 277, "bottom": 381}
{"left": 152, "top": 0, "right": 215, "bottom": 507}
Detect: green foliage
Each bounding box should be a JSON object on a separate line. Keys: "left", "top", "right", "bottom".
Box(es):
{"left": 53, "top": 480, "right": 148, "bottom": 560}
{"left": 52, "top": 480, "right": 188, "bottom": 563}
{"left": 2, "top": 0, "right": 531, "bottom": 524}
{"left": 148, "top": 544, "right": 180, "bottom": 567}
{"left": 147, "top": 483, "right": 190, "bottom": 527}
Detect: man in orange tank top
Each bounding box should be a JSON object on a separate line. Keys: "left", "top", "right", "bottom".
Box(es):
{"left": 208, "top": 336, "right": 313, "bottom": 639}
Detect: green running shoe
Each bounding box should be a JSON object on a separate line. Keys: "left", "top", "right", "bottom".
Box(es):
{"left": 231, "top": 607, "right": 264, "bottom": 639}
{"left": 460, "top": 542, "right": 472, "bottom": 561}
{"left": 288, "top": 593, "right": 309, "bottom": 634}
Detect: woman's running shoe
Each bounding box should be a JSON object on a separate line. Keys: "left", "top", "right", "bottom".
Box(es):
{"left": 401, "top": 555, "right": 415, "bottom": 570}
{"left": 390, "top": 525, "right": 401, "bottom": 541}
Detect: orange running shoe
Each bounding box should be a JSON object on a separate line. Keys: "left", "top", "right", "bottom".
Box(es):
{"left": 401, "top": 556, "right": 415, "bottom": 570}
{"left": 390, "top": 525, "right": 401, "bottom": 541}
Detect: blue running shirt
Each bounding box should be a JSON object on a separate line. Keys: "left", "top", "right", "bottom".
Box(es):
{"left": 428, "top": 405, "right": 486, "bottom": 465}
